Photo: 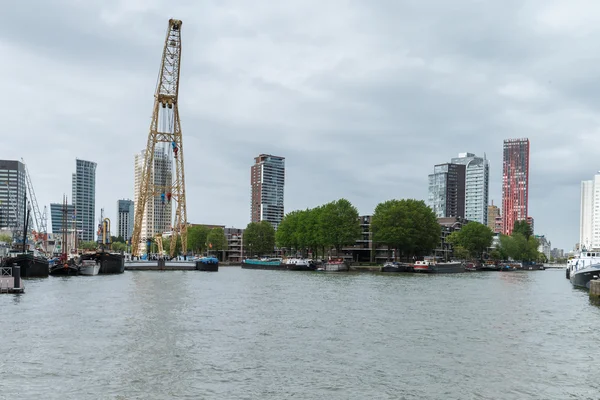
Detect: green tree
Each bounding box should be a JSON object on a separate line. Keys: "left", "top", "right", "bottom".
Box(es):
{"left": 0, "top": 233, "right": 11, "bottom": 243}
{"left": 489, "top": 249, "right": 501, "bottom": 260}
{"left": 446, "top": 222, "right": 493, "bottom": 259}
{"left": 80, "top": 241, "right": 97, "bottom": 251}
{"left": 244, "top": 221, "right": 276, "bottom": 256}
{"left": 187, "top": 225, "right": 210, "bottom": 254}
{"left": 111, "top": 236, "right": 125, "bottom": 243}
{"left": 276, "top": 210, "right": 301, "bottom": 251}
{"left": 512, "top": 220, "right": 533, "bottom": 240}
{"left": 319, "top": 199, "right": 361, "bottom": 254}
{"left": 371, "top": 199, "right": 440, "bottom": 260}
{"left": 499, "top": 233, "right": 539, "bottom": 262}
{"left": 207, "top": 227, "right": 228, "bottom": 257}
{"left": 452, "top": 246, "right": 470, "bottom": 260}
{"left": 112, "top": 242, "right": 127, "bottom": 252}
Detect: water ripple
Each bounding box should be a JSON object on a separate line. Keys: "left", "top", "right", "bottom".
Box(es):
{"left": 0, "top": 268, "right": 598, "bottom": 399}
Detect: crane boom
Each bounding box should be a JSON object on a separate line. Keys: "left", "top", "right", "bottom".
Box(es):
{"left": 131, "top": 19, "right": 188, "bottom": 257}
{"left": 22, "top": 159, "right": 46, "bottom": 234}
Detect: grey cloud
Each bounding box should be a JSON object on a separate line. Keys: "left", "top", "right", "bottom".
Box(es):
{"left": 2, "top": 0, "right": 596, "bottom": 249}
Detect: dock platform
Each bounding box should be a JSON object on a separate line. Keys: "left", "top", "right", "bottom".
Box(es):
{"left": 1, "top": 266, "right": 24, "bottom": 293}
{"left": 125, "top": 261, "right": 197, "bottom": 271}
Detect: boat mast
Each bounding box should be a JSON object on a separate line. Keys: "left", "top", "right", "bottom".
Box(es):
{"left": 21, "top": 190, "right": 28, "bottom": 255}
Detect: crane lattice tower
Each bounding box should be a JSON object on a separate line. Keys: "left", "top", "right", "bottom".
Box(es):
{"left": 131, "top": 19, "right": 188, "bottom": 257}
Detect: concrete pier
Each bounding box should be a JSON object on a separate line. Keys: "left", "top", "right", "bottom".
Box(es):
{"left": 590, "top": 279, "right": 600, "bottom": 300}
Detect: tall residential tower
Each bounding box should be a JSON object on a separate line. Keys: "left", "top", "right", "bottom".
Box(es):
{"left": 501, "top": 138, "right": 530, "bottom": 235}
{"left": 450, "top": 152, "right": 490, "bottom": 225}
{"left": 428, "top": 163, "right": 466, "bottom": 218}
{"left": 579, "top": 173, "right": 600, "bottom": 250}
{"left": 251, "top": 154, "right": 285, "bottom": 229}
{"left": 0, "top": 160, "right": 26, "bottom": 234}
{"left": 72, "top": 159, "right": 96, "bottom": 242}
{"left": 117, "top": 199, "right": 134, "bottom": 242}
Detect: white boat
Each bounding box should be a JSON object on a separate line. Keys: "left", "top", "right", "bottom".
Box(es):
{"left": 79, "top": 260, "right": 100, "bottom": 276}
{"left": 567, "top": 250, "right": 600, "bottom": 289}
{"left": 285, "top": 258, "right": 315, "bottom": 271}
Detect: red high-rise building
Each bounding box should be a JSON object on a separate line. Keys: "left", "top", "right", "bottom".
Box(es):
{"left": 502, "top": 138, "right": 530, "bottom": 235}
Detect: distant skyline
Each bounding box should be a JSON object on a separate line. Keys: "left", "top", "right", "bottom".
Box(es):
{"left": 3, "top": 1, "right": 599, "bottom": 250}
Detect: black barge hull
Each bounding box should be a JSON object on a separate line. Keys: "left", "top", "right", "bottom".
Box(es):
{"left": 570, "top": 267, "right": 600, "bottom": 289}
{"left": 49, "top": 265, "right": 79, "bottom": 276}
{"left": 196, "top": 261, "right": 219, "bottom": 271}
{"left": 241, "top": 262, "right": 286, "bottom": 270}
{"left": 2, "top": 254, "right": 49, "bottom": 278}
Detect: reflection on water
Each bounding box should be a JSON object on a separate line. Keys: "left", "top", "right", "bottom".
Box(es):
{"left": 1, "top": 268, "right": 599, "bottom": 399}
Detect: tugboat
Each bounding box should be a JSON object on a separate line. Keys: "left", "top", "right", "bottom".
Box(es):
{"left": 196, "top": 255, "right": 219, "bottom": 271}
{"left": 285, "top": 258, "right": 315, "bottom": 271}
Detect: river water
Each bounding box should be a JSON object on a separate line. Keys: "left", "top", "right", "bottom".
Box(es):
{"left": 1, "top": 267, "right": 598, "bottom": 399}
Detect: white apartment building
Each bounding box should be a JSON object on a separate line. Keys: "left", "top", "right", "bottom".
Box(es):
{"left": 450, "top": 153, "right": 490, "bottom": 225}
{"left": 134, "top": 148, "right": 172, "bottom": 246}
{"left": 580, "top": 174, "right": 600, "bottom": 250}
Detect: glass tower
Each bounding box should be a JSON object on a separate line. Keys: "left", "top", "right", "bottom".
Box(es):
{"left": 72, "top": 159, "right": 97, "bottom": 242}
{"left": 251, "top": 154, "right": 285, "bottom": 230}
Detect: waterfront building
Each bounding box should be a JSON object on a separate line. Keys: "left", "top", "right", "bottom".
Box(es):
{"left": 494, "top": 215, "right": 503, "bottom": 234}
{"left": 134, "top": 148, "right": 172, "bottom": 243}
{"left": 526, "top": 216, "right": 535, "bottom": 234}
{"left": 0, "top": 160, "right": 26, "bottom": 234}
{"left": 501, "top": 138, "right": 530, "bottom": 235}
{"left": 340, "top": 215, "right": 400, "bottom": 263}
{"left": 72, "top": 159, "right": 97, "bottom": 242}
{"left": 578, "top": 172, "right": 600, "bottom": 250}
{"left": 188, "top": 223, "right": 244, "bottom": 262}
{"left": 580, "top": 177, "right": 594, "bottom": 250}
{"left": 117, "top": 199, "right": 134, "bottom": 242}
{"left": 251, "top": 154, "right": 285, "bottom": 230}
{"left": 435, "top": 217, "right": 469, "bottom": 261}
{"left": 550, "top": 248, "right": 564, "bottom": 260}
{"left": 50, "top": 203, "right": 75, "bottom": 234}
{"left": 487, "top": 202, "right": 500, "bottom": 232}
{"left": 536, "top": 235, "right": 551, "bottom": 259}
{"left": 450, "top": 153, "right": 489, "bottom": 225}
{"left": 225, "top": 227, "right": 244, "bottom": 262}
{"left": 428, "top": 163, "right": 466, "bottom": 218}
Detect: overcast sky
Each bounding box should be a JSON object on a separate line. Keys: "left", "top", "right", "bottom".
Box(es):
{"left": 2, "top": 0, "right": 599, "bottom": 250}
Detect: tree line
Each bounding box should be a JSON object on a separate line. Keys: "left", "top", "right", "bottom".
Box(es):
{"left": 447, "top": 219, "right": 543, "bottom": 262}
{"left": 243, "top": 198, "right": 442, "bottom": 261}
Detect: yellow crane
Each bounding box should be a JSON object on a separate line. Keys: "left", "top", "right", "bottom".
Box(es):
{"left": 131, "top": 19, "right": 188, "bottom": 257}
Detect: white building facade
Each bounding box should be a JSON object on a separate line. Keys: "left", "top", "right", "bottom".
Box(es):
{"left": 134, "top": 149, "right": 172, "bottom": 245}
{"left": 579, "top": 173, "right": 600, "bottom": 250}
{"left": 117, "top": 199, "right": 134, "bottom": 242}
{"left": 450, "top": 153, "right": 490, "bottom": 225}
